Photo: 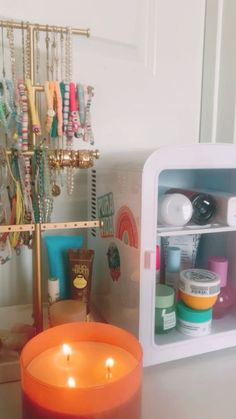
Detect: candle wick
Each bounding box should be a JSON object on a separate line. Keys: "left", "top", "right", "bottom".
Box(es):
{"left": 106, "top": 367, "right": 112, "bottom": 380}
{"left": 105, "top": 357, "right": 114, "bottom": 380}
{"left": 67, "top": 354, "right": 70, "bottom": 363}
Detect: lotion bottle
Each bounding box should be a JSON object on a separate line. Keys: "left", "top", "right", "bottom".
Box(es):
{"left": 165, "top": 246, "right": 181, "bottom": 295}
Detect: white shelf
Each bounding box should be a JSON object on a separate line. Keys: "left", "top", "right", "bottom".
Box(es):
{"left": 157, "top": 223, "right": 236, "bottom": 237}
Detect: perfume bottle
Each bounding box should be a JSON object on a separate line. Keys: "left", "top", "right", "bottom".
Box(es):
{"left": 207, "top": 256, "right": 235, "bottom": 319}
{"left": 190, "top": 193, "right": 216, "bottom": 225}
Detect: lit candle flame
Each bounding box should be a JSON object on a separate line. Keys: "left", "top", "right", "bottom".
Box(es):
{"left": 62, "top": 344, "right": 72, "bottom": 362}
{"left": 105, "top": 357, "right": 114, "bottom": 379}
{"left": 67, "top": 376, "right": 76, "bottom": 388}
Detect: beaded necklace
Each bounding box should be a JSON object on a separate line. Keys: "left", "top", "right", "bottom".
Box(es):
{"left": 21, "top": 22, "right": 26, "bottom": 80}
{"left": 25, "top": 22, "right": 31, "bottom": 80}
{"left": 44, "top": 80, "right": 55, "bottom": 134}
{"left": 0, "top": 29, "right": 13, "bottom": 135}
{"left": 0, "top": 148, "right": 11, "bottom": 246}
{"left": 32, "top": 147, "right": 53, "bottom": 223}
{"left": 17, "top": 153, "right": 34, "bottom": 224}
{"left": 45, "top": 26, "right": 51, "bottom": 81}
{"left": 17, "top": 80, "right": 29, "bottom": 150}
{"left": 7, "top": 26, "right": 17, "bottom": 90}
{"left": 69, "top": 82, "right": 80, "bottom": 134}
{"left": 5, "top": 152, "right": 24, "bottom": 250}
{"left": 84, "top": 85, "right": 94, "bottom": 145}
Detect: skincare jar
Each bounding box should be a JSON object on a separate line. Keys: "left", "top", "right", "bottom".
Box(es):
{"left": 176, "top": 300, "right": 212, "bottom": 337}
{"left": 155, "top": 284, "right": 176, "bottom": 334}
{"left": 178, "top": 269, "right": 220, "bottom": 310}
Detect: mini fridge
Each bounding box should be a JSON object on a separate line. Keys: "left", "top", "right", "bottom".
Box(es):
{"left": 88, "top": 143, "right": 236, "bottom": 366}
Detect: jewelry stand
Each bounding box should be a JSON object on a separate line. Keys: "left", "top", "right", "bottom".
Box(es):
{"left": 0, "top": 19, "right": 100, "bottom": 335}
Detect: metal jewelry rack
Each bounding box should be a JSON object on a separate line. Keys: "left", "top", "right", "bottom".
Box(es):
{"left": 0, "top": 19, "right": 101, "bottom": 333}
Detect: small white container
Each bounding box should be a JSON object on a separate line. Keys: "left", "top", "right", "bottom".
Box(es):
{"left": 48, "top": 277, "right": 60, "bottom": 305}
{"left": 158, "top": 193, "right": 193, "bottom": 227}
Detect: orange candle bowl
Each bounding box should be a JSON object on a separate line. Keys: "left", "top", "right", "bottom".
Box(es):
{"left": 20, "top": 322, "right": 143, "bottom": 419}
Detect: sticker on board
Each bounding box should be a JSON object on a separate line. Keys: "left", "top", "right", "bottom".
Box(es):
{"left": 97, "top": 192, "right": 114, "bottom": 238}
{"left": 107, "top": 242, "right": 121, "bottom": 281}
{"left": 115, "top": 206, "right": 138, "bottom": 248}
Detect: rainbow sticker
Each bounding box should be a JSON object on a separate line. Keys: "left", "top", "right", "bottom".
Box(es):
{"left": 115, "top": 206, "right": 138, "bottom": 248}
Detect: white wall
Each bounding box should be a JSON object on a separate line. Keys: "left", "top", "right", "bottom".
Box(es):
{"left": 0, "top": 0, "right": 206, "bottom": 307}
{"left": 1, "top": 0, "right": 206, "bottom": 152}
{"left": 200, "top": 0, "right": 236, "bottom": 143}
{"left": 217, "top": 0, "right": 236, "bottom": 143}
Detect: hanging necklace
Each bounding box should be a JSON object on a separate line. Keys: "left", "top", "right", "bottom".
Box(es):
{"left": 44, "top": 80, "right": 55, "bottom": 134}
{"left": 1, "top": 27, "right": 6, "bottom": 79}
{"left": 45, "top": 26, "right": 51, "bottom": 81}
{"left": 0, "top": 28, "right": 15, "bottom": 138}
{"left": 51, "top": 28, "right": 56, "bottom": 80}
{"left": 21, "top": 21, "right": 26, "bottom": 80}
{"left": 64, "top": 27, "right": 75, "bottom": 195}
{"left": 7, "top": 25, "right": 17, "bottom": 89}
{"left": 0, "top": 147, "right": 9, "bottom": 229}
{"left": 17, "top": 152, "right": 34, "bottom": 223}
{"left": 17, "top": 80, "right": 29, "bottom": 150}
{"left": 84, "top": 85, "right": 95, "bottom": 145}
{"left": 26, "top": 78, "right": 41, "bottom": 135}
{"left": 55, "top": 31, "right": 59, "bottom": 81}
{"left": 60, "top": 29, "right": 65, "bottom": 81}
{"left": 5, "top": 151, "right": 25, "bottom": 250}
{"left": 65, "top": 27, "right": 72, "bottom": 84}
{"left": 35, "top": 25, "right": 41, "bottom": 84}
{"left": 25, "top": 22, "right": 31, "bottom": 79}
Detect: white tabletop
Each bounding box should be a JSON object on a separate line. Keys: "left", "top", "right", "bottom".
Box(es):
{"left": 1, "top": 347, "right": 236, "bottom": 419}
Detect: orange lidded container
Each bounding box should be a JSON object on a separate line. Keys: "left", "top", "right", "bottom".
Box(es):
{"left": 178, "top": 269, "right": 220, "bottom": 310}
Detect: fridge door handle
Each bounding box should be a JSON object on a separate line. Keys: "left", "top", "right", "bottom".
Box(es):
{"left": 144, "top": 250, "right": 156, "bottom": 270}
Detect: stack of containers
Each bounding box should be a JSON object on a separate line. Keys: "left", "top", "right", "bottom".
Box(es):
{"left": 155, "top": 246, "right": 230, "bottom": 337}
{"left": 176, "top": 268, "right": 221, "bottom": 337}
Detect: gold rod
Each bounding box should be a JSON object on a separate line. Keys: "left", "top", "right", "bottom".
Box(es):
{"left": 33, "top": 223, "right": 43, "bottom": 333}
{"left": 0, "top": 20, "right": 89, "bottom": 36}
